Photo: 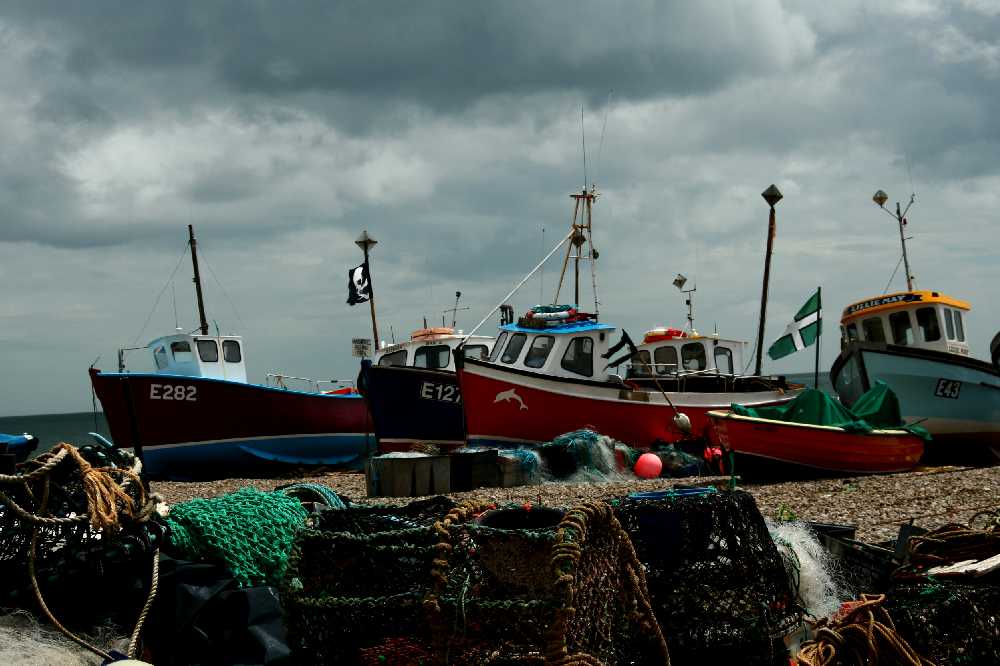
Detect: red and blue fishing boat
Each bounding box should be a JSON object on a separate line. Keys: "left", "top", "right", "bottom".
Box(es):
{"left": 90, "top": 226, "right": 373, "bottom": 479}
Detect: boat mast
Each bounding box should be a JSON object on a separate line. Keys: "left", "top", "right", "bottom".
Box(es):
{"left": 873, "top": 189, "right": 915, "bottom": 291}
{"left": 188, "top": 224, "right": 209, "bottom": 336}
{"left": 554, "top": 188, "right": 597, "bottom": 311}
{"left": 755, "top": 185, "right": 783, "bottom": 377}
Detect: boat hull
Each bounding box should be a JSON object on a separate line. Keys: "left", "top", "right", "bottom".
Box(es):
{"left": 90, "top": 369, "right": 374, "bottom": 479}
{"left": 456, "top": 357, "right": 797, "bottom": 448}
{"left": 708, "top": 411, "right": 924, "bottom": 474}
{"left": 831, "top": 344, "right": 1000, "bottom": 450}
{"left": 359, "top": 363, "right": 466, "bottom": 453}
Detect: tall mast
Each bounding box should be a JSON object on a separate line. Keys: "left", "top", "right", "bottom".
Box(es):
{"left": 188, "top": 224, "right": 209, "bottom": 336}
{"left": 554, "top": 188, "right": 597, "bottom": 310}
{"left": 873, "top": 189, "right": 915, "bottom": 291}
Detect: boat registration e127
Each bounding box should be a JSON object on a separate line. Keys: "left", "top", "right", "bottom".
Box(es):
{"left": 419, "top": 381, "right": 461, "bottom": 404}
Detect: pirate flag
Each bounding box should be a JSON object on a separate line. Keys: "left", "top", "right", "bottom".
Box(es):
{"left": 347, "top": 262, "right": 372, "bottom": 305}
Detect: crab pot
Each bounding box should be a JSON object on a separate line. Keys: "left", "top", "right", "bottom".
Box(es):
{"left": 615, "top": 488, "right": 799, "bottom": 665}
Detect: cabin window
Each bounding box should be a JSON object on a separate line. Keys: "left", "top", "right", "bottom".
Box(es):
{"left": 197, "top": 340, "right": 219, "bottom": 363}
{"left": 916, "top": 308, "right": 941, "bottom": 343}
{"left": 861, "top": 317, "right": 886, "bottom": 343}
{"left": 415, "top": 345, "right": 451, "bottom": 369}
{"left": 654, "top": 346, "right": 678, "bottom": 375}
{"left": 681, "top": 342, "right": 707, "bottom": 371}
{"left": 846, "top": 323, "right": 858, "bottom": 342}
{"left": 378, "top": 349, "right": 408, "bottom": 366}
{"left": 561, "top": 337, "right": 594, "bottom": 377}
{"left": 501, "top": 333, "right": 527, "bottom": 364}
{"left": 714, "top": 346, "right": 734, "bottom": 374}
{"left": 223, "top": 340, "right": 242, "bottom": 363}
{"left": 170, "top": 341, "right": 193, "bottom": 362}
{"left": 524, "top": 336, "right": 555, "bottom": 368}
{"left": 630, "top": 350, "right": 652, "bottom": 377}
{"left": 489, "top": 332, "right": 508, "bottom": 362}
{"left": 463, "top": 344, "right": 489, "bottom": 361}
{"left": 154, "top": 346, "right": 168, "bottom": 370}
{"left": 889, "top": 311, "right": 914, "bottom": 346}
{"left": 954, "top": 310, "right": 965, "bottom": 342}
{"left": 943, "top": 309, "right": 955, "bottom": 339}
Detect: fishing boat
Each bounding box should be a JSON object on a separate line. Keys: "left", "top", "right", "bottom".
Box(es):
{"left": 707, "top": 385, "right": 926, "bottom": 474}
{"left": 455, "top": 189, "right": 798, "bottom": 449}
{"left": 830, "top": 190, "right": 1000, "bottom": 458}
{"left": 89, "top": 226, "right": 373, "bottom": 480}
{"left": 0, "top": 433, "right": 39, "bottom": 462}
{"left": 358, "top": 325, "right": 494, "bottom": 453}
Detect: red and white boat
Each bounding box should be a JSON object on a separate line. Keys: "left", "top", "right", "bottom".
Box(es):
{"left": 455, "top": 189, "right": 798, "bottom": 449}
{"left": 707, "top": 409, "right": 924, "bottom": 474}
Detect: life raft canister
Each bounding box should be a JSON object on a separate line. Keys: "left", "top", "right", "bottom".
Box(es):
{"left": 643, "top": 327, "right": 686, "bottom": 344}
{"left": 410, "top": 327, "right": 455, "bottom": 339}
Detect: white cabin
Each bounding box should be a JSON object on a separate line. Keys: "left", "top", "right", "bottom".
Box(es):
{"left": 486, "top": 320, "right": 617, "bottom": 381}
{"left": 628, "top": 327, "right": 749, "bottom": 378}
{"left": 374, "top": 327, "right": 494, "bottom": 371}
{"left": 840, "top": 290, "right": 971, "bottom": 357}
{"left": 148, "top": 333, "right": 248, "bottom": 383}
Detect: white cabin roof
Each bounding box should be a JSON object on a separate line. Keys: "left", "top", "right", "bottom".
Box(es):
{"left": 374, "top": 327, "right": 494, "bottom": 371}
{"left": 148, "top": 333, "right": 248, "bottom": 382}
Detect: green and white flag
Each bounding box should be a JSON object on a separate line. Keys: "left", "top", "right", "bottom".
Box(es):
{"left": 768, "top": 289, "right": 821, "bottom": 360}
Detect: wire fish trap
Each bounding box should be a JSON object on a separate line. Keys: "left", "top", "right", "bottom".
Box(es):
{"left": 283, "top": 499, "right": 670, "bottom": 665}
{"left": 615, "top": 487, "right": 800, "bottom": 665}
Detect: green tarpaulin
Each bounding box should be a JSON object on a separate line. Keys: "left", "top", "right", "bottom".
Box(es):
{"left": 731, "top": 381, "right": 931, "bottom": 440}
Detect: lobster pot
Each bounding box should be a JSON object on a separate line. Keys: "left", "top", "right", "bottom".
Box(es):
{"left": 282, "top": 499, "right": 669, "bottom": 665}
{"left": 887, "top": 582, "right": 1000, "bottom": 665}
{"left": 615, "top": 489, "right": 799, "bottom": 665}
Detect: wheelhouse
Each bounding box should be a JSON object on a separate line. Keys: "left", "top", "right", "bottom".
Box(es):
{"left": 373, "top": 327, "right": 494, "bottom": 371}
{"left": 486, "top": 320, "right": 616, "bottom": 381}
{"left": 147, "top": 333, "right": 248, "bottom": 382}
{"left": 627, "top": 328, "right": 748, "bottom": 378}
{"left": 840, "top": 290, "right": 970, "bottom": 357}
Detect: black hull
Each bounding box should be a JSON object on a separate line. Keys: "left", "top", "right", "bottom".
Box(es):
{"left": 359, "top": 362, "right": 467, "bottom": 453}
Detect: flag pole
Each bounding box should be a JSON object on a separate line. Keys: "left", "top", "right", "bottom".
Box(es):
{"left": 755, "top": 185, "right": 783, "bottom": 376}
{"left": 356, "top": 230, "right": 380, "bottom": 349}
{"left": 814, "top": 285, "right": 821, "bottom": 389}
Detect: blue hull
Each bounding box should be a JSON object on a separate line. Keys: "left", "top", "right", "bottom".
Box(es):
{"left": 832, "top": 343, "right": 1000, "bottom": 448}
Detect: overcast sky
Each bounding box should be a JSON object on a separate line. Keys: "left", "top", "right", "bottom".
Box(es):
{"left": 1, "top": 1, "right": 997, "bottom": 416}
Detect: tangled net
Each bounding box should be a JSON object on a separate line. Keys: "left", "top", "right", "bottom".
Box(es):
{"left": 614, "top": 488, "right": 799, "bottom": 665}
{"left": 283, "top": 496, "right": 670, "bottom": 664}
{"left": 166, "top": 486, "right": 309, "bottom": 587}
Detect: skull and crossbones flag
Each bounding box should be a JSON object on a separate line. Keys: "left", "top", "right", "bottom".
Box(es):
{"left": 347, "top": 262, "right": 372, "bottom": 305}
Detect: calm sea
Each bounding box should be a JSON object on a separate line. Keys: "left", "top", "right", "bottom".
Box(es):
{"left": 0, "top": 411, "right": 110, "bottom": 456}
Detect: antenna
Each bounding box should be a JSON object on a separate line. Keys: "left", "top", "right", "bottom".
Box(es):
{"left": 540, "top": 226, "right": 545, "bottom": 303}
{"left": 581, "top": 105, "right": 588, "bottom": 191}
{"left": 390, "top": 325, "right": 396, "bottom": 344}
{"left": 595, "top": 89, "right": 614, "bottom": 188}
{"left": 171, "top": 282, "right": 180, "bottom": 330}
{"left": 443, "top": 291, "right": 469, "bottom": 328}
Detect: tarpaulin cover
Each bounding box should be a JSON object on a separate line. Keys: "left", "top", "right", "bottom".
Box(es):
{"left": 731, "top": 381, "right": 931, "bottom": 440}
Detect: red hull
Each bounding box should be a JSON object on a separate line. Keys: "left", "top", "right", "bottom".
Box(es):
{"left": 457, "top": 360, "right": 796, "bottom": 448}
{"left": 708, "top": 411, "right": 924, "bottom": 473}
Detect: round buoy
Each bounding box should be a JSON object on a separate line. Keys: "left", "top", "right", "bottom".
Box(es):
{"left": 634, "top": 452, "right": 662, "bottom": 479}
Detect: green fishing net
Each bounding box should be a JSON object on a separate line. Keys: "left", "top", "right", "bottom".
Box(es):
{"left": 166, "top": 487, "right": 308, "bottom": 587}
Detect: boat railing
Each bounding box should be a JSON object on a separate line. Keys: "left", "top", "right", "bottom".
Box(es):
{"left": 266, "top": 373, "right": 355, "bottom": 393}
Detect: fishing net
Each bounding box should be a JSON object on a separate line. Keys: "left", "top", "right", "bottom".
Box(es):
{"left": 539, "top": 429, "right": 622, "bottom": 480}
{"left": 614, "top": 487, "right": 799, "bottom": 665}
{"left": 282, "top": 496, "right": 670, "bottom": 665}
{"left": 166, "top": 486, "right": 308, "bottom": 587}
{"left": 0, "top": 442, "right": 159, "bottom": 627}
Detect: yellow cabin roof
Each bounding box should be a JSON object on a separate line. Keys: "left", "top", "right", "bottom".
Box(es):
{"left": 841, "top": 290, "right": 970, "bottom": 324}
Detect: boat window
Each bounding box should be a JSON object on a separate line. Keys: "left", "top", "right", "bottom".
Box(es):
{"left": 714, "top": 346, "right": 734, "bottom": 374}
{"left": 944, "top": 308, "right": 955, "bottom": 340}
{"left": 846, "top": 323, "right": 858, "bottom": 342}
{"left": 654, "top": 345, "right": 678, "bottom": 375}
{"left": 463, "top": 344, "right": 489, "bottom": 361}
{"left": 524, "top": 336, "right": 555, "bottom": 368}
{"left": 889, "top": 311, "right": 914, "bottom": 346}
{"left": 630, "top": 350, "right": 652, "bottom": 377}
{"left": 489, "top": 332, "right": 508, "bottom": 362}
{"left": 170, "top": 341, "right": 193, "bottom": 362}
{"left": 223, "top": 340, "right": 242, "bottom": 363}
{"left": 501, "top": 333, "right": 527, "bottom": 364}
{"left": 415, "top": 344, "right": 451, "bottom": 369}
{"left": 954, "top": 309, "right": 965, "bottom": 342}
{"left": 681, "top": 342, "right": 707, "bottom": 371}
{"left": 561, "top": 337, "right": 594, "bottom": 377}
{"left": 197, "top": 340, "right": 219, "bottom": 363}
{"left": 861, "top": 317, "right": 886, "bottom": 343}
{"left": 378, "top": 349, "right": 408, "bottom": 366}
{"left": 916, "top": 308, "right": 941, "bottom": 343}
{"left": 154, "top": 346, "right": 168, "bottom": 370}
